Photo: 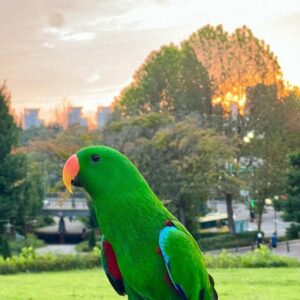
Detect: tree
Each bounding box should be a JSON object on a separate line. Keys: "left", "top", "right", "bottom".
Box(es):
{"left": 1, "top": 236, "right": 11, "bottom": 259}
{"left": 21, "top": 124, "right": 102, "bottom": 192}
{"left": 283, "top": 153, "right": 300, "bottom": 229}
{"left": 114, "top": 43, "right": 212, "bottom": 121}
{"left": 188, "top": 25, "right": 284, "bottom": 115}
{"left": 0, "top": 84, "right": 25, "bottom": 232}
{"left": 238, "top": 84, "right": 300, "bottom": 231}
{"left": 0, "top": 85, "right": 46, "bottom": 235}
{"left": 104, "top": 114, "right": 235, "bottom": 235}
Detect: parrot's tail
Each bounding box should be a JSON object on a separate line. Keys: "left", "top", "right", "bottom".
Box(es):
{"left": 208, "top": 274, "right": 218, "bottom": 300}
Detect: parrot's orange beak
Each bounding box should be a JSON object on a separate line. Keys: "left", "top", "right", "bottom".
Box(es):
{"left": 62, "top": 154, "right": 80, "bottom": 194}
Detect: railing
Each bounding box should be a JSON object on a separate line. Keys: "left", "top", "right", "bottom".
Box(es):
{"left": 41, "top": 196, "right": 90, "bottom": 217}
{"left": 43, "top": 198, "right": 89, "bottom": 210}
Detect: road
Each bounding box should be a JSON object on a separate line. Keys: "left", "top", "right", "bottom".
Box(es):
{"left": 209, "top": 200, "right": 291, "bottom": 237}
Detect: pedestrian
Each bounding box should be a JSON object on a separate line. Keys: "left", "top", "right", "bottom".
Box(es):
{"left": 256, "top": 232, "right": 263, "bottom": 249}
{"left": 271, "top": 232, "right": 278, "bottom": 248}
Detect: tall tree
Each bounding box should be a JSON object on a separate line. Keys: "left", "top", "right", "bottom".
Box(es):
{"left": 0, "top": 85, "right": 25, "bottom": 231}
{"left": 114, "top": 43, "right": 212, "bottom": 121}
{"left": 240, "top": 85, "right": 300, "bottom": 231}
{"left": 283, "top": 153, "right": 300, "bottom": 225}
{"left": 104, "top": 114, "right": 235, "bottom": 235}
{"left": 0, "top": 85, "right": 45, "bottom": 234}
{"left": 188, "top": 25, "right": 284, "bottom": 114}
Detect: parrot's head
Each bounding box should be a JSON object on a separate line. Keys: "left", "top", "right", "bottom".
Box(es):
{"left": 62, "top": 146, "right": 148, "bottom": 199}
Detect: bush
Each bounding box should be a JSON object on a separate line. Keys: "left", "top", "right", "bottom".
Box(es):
{"left": 76, "top": 231, "right": 101, "bottom": 253}
{"left": 1, "top": 236, "right": 11, "bottom": 259}
{"left": 0, "top": 247, "right": 101, "bottom": 274}
{"left": 205, "top": 246, "right": 300, "bottom": 268}
{"left": 0, "top": 244, "right": 298, "bottom": 275}
{"left": 42, "top": 216, "right": 55, "bottom": 226}
{"left": 75, "top": 241, "right": 90, "bottom": 253}
{"left": 88, "top": 230, "right": 96, "bottom": 249}
{"left": 8, "top": 233, "right": 45, "bottom": 254}
{"left": 198, "top": 231, "right": 260, "bottom": 251}
{"left": 286, "top": 223, "right": 300, "bottom": 240}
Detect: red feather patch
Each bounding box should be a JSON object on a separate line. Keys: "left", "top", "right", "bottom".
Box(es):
{"left": 164, "top": 220, "right": 174, "bottom": 227}
{"left": 156, "top": 246, "right": 162, "bottom": 256}
{"left": 103, "top": 240, "right": 122, "bottom": 280}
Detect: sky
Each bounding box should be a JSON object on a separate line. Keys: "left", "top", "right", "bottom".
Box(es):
{"left": 0, "top": 0, "right": 299, "bottom": 118}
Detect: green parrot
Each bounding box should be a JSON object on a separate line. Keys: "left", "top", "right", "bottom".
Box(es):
{"left": 63, "top": 146, "right": 218, "bottom": 300}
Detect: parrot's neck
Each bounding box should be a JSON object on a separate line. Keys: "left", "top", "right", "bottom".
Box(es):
{"left": 92, "top": 184, "right": 170, "bottom": 245}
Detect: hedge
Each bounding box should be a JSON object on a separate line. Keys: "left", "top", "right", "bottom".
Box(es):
{"left": 0, "top": 247, "right": 101, "bottom": 275}
{"left": 0, "top": 246, "right": 298, "bottom": 275}
{"left": 205, "top": 246, "right": 300, "bottom": 268}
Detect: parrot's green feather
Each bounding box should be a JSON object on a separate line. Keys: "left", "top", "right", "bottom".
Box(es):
{"left": 159, "top": 223, "right": 214, "bottom": 300}
{"left": 74, "top": 146, "right": 217, "bottom": 300}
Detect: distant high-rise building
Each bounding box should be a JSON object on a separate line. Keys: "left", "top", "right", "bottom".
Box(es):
{"left": 23, "top": 108, "right": 43, "bottom": 129}
{"left": 97, "top": 106, "right": 111, "bottom": 128}
{"left": 67, "top": 106, "right": 87, "bottom": 127}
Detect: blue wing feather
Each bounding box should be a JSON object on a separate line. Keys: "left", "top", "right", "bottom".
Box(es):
{"left": 159, "top": 225, "right": 188, "bottom": 300}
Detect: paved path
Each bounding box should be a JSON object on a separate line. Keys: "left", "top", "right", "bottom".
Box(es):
{"left": 36, "top": 244, "right": 77, "bottom": 255}
{"left": 208, "top": 200, "right": 291, "bottom": 237}
{"left": 36, "top": 217, "right": 86, "bottom": 234}
{"left": 207, "top": 239, "right": 300, "bottom": 261}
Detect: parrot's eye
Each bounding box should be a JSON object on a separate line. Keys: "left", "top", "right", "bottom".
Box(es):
{"left": 91, "top": 154, "right": 100, "bottom": 162}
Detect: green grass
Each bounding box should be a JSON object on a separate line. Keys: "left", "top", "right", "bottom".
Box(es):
{"left": 0, "top": 268, "right": 299, "bottom": 300}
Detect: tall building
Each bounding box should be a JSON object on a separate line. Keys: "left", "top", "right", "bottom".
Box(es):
{"left": 23, "top": 108, "right": 43, "bottom": 129}
{"left": 97, "top": 106, "right": 111, "bottom": 128}
{"left": 67, "top": 106, "right": 87, "bottom": 127}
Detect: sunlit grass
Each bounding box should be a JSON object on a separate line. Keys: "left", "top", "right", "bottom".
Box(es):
{"left": 0, "top": 268, "right": 299, "bottom": 300}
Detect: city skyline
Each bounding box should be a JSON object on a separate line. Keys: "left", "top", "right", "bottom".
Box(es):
{"left": 21, "top": 105, "right": 111, "bottom": 129}
{"left": 1, "top": 0, "right": 300, "bottom": 119}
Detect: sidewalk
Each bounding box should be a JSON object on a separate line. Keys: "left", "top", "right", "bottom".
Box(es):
{"left": 36, "top": 244, "right": 77, "bottom": 255}
{"left": 206, "top": 239, "right": 300, "bottom": 261}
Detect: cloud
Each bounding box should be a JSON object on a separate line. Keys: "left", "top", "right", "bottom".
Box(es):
{"left": 43, "top": 42, "right": 54, "bottom": 49}
{"left": 43, "top": 27, "right": 96, "bottom": 42}
{"left": 86, "top": 72, "right": 102, "bottom": 83}
{"left": 61, "top": 31, "right": 96, "bottom": 42}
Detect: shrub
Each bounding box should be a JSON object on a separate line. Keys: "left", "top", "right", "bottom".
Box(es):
{"left": 75, "top": 240, "right": 91, "bottom": 253}
{"left": 0, "top": 247, "right": 101, "bottom": 275}
{"left": 76, "top": 231, "right": 101, "bottom": 253}
{"left": 198, "top": 231, "right": 259, "bottom": 251}
{"left": 205, "top": 246, "right": 300, "bottom": 268}
{"left": 285, "top": 223, "right": 300, "bottom": 240}
{"left": 88, "top": 230, "right": 96, "bottom": 249}
{"left": 1, "top": 236, "right": 11, "bottom": 259}
{"left": 8, "top": 233, "right": 45, "bottom": 255}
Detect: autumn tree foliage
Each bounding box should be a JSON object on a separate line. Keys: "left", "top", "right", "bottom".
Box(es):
{"left": 188, "top": 25, "right": 284, "bottom": 114}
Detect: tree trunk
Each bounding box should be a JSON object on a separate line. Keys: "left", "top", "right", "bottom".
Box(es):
{"left": 257, "top": 209, "right": 263, "bottom": 232}
{"left": 225, "top": 193, "right": 236, "bottom": 234}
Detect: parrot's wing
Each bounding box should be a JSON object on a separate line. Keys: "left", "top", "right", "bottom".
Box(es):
{"left": 101, "top": 236, "right": 125, "bottom": 296}
{"left": 159, "top": 223, "right": 218, "bottom": 300}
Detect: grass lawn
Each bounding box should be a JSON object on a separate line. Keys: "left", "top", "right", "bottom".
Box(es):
{"left": 0, "top": 268, "right": 299, "bottom": 300}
